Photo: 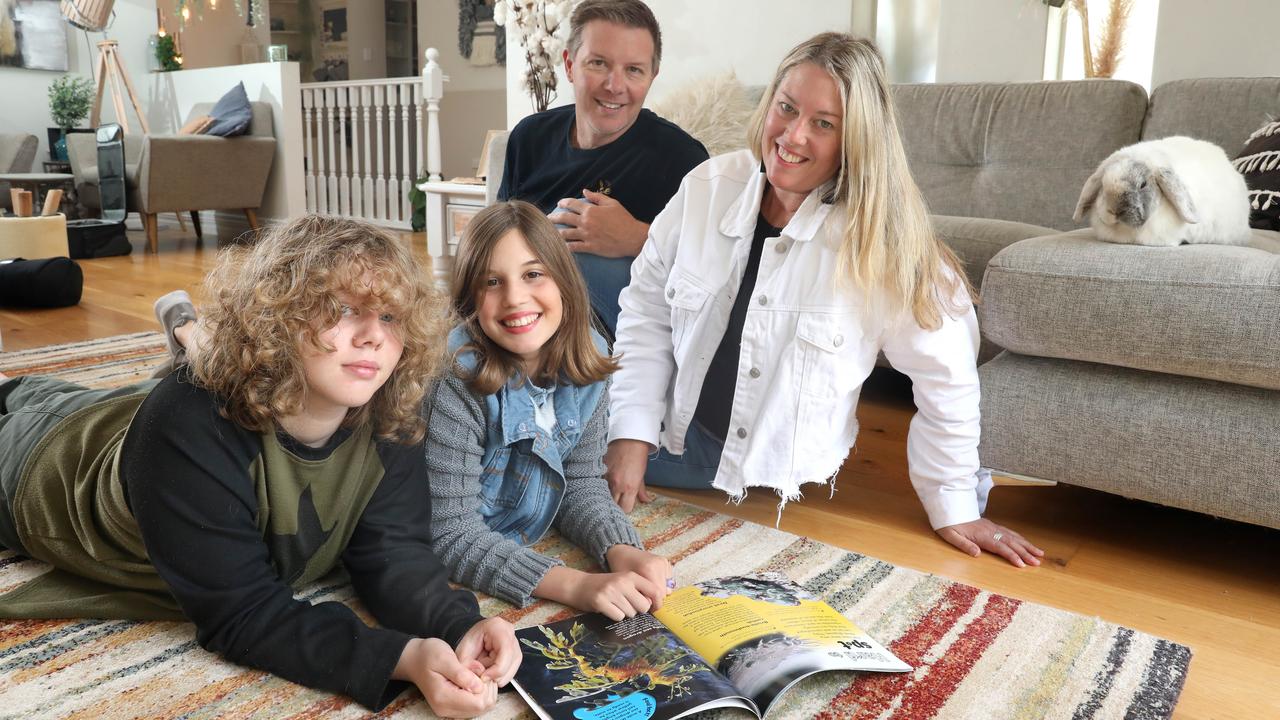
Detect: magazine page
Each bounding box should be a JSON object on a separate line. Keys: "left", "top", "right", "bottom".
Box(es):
{"left": 652, "top": 572, "right": 911, "bottom": 716}
{"left": 512, "top": 612, "right": 758, "bottom": 720}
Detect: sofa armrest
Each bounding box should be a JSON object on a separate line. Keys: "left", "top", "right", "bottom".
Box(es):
{"left": 138, "top": 135, "right": 276, "bottom": 213}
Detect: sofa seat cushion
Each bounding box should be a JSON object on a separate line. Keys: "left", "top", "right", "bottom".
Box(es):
{"left": 979, "top": 228, "right": 1280, "bottom": 390}
{"left": 979, "top": 352, "right": 1280, "bottom": 530}
{"left": 80, "top": 163, "right": 141, "bottom": 188}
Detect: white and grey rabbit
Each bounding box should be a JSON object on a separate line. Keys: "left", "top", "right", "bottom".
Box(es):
{"left": 1073, "top": 136, "right": 1252, "bottom": 246}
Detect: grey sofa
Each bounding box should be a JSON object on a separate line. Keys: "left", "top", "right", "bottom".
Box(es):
{"left": 68, "top": 103, "right": 276, "bottom": 253}
{"left": 963, "top": 78, "right": 1280, "bottom": 532}
{"left": 0, "top": 132, "right": 39, "bottom": 212}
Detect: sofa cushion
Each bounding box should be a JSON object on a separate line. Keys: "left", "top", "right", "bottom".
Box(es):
{"left": 1142, "top": 77, "right": 1280, "bottom": 154}
{"left": 204, "top": 83, "right": 253, "bottom": 137}
{"left": 979, "top": 228, "right": 1280, "bottom": 391}
{"left": 1232, "top": 118, "right": 1280, "bottom": 231}
{"left": 979, "top": 352, "right": 1280, "bottom": 530}
{"left": 932, "top": 215, "right": 1056, "bottom": 292}
{"left": 893, "top": 80, "right": 1147, "bottom": 232}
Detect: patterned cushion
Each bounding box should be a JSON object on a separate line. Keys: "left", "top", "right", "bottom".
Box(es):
{"left": 1232, "top": 118, "right": 1280, "bottom": 231}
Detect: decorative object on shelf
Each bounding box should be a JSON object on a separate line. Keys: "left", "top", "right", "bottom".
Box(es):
{"left": 2, "top": 0, "right": 69, "bottom": 71}
{"left": 155, "top": 33, "right": 181, "bottom": 71}
{"left": 493, "top": 0, "right": 577, "bottom": 112}
{"left": 269, "top": 16, "right": 283, "bottom": 31}
{"left": 1059, "top": 0, "right": 1134, "bottom": 78}
{"left": 47, "top": 74, "right": 93, "bottom": 161}
{"left": 458, "top": 0, "right": 504, "bottom": 66}
{"left": 267, "top": 43, "right": 287, "bottom": 62}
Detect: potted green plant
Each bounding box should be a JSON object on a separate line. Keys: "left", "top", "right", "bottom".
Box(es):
{"left": 47, "top": 75, "right": 95, "bottom": 162}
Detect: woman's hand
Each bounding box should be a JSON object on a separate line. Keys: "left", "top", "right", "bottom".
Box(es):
{"left": 454, "top": 617, "right": 521, "bottom": 687}
{"left": 605, "top": 439, "right": 654, "bottom": 512}
{"left": 936, "top": 519, "right": 1044, "bottom": 568}
{"left": 393, "top": 637, "right": 497, "bottom": 718}
{"left": 606, "top": 544, "right": 674, "bottom": 611}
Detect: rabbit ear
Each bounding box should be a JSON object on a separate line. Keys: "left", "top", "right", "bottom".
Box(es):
{"left": 1153, "top": 168, "right": 1200, "bottom": 223}
{"left": 1074, "top": 165, "right": 1105, "bottom": 222}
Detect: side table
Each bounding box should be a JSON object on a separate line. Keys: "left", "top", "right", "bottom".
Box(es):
{"left": 418, "top": 180, "right": 486, "bottom": 286}
{"left": 0, "top": 173, "right": 77, "bottom": 218}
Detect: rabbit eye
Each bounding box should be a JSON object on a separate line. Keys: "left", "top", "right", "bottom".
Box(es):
{"left": 1139, "top": 179, "right": 1148, "bottom": 189}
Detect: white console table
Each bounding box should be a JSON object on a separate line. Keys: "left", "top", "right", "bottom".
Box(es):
{"left": 419, "top": 180, "right": 486, "bottom": 286}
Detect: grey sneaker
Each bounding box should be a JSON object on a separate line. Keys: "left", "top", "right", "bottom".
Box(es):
{"left": 153, "top": 290, "right": 196, "bottom": 373}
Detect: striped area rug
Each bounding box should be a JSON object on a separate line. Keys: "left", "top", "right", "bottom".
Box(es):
{"left": 0, "top": 334, "right": 1191, "bottom": 719}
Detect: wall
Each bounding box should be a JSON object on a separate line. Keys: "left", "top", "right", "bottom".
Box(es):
{"left": 345, "top": 0, "right": 388, "bottom": 79}
{"left": 156, "top": 0, "right": 271, "bottom": 70}
{"left": 1151, "top": 0, "right": 1280, "bottom": 86}
{"left": 503, "top": 0, "right": 856, "bottom": 127}
{"left": 0, "top": 0, "right": 156, "bottom": 162}
{"left": 419, "top": 0, "right": 504, "bottom": 177}
{"left": 934, "top": 0, "right": 1048, "bottom": 83}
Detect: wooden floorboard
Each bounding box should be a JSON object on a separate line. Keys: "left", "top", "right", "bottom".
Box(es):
{"left": 1, "top": 225, "right": 1277, "bottom": 718}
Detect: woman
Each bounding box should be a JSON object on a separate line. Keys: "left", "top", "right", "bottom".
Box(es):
{"left": 603, "top": 33, "right": 1042, "bottom": 567}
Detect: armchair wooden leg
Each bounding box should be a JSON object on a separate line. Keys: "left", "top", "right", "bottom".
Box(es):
{"left": 144, "top": 212, "right": 158, "bottom": 254}
{"left": 244, "top": 208, "right": 259, "bottom": 229}
{"left": 189, "top": 211, "right": 203, "bottom": 240}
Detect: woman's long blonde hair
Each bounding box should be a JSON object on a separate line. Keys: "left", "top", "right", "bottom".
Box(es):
{"left": 746, "top": 32, "right": 971, "bottom": 330}
{"left": 192, "top": 215, "right": 449, "bottom": 443}
{"left": 450, "top": 201, "right": 619, "bottom": 395}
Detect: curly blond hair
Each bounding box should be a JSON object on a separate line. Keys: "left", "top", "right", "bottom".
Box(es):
{"left": 191, "top": 215, "right": 448, "bottom": 443}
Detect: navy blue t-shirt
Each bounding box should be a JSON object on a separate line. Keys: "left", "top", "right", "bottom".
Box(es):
{"left": 497, "top": 105, "right": 708, "bottom": 225}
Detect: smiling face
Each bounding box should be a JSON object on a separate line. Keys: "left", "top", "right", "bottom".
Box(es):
{"left": 300, "top": 293, "right": 404, "bottom": 423}
{"left": 760, "top": 61, "right": 845, "bottom": 216}
{"left": 477, "top": 229, "right": 564, "bottom": 375}
{"left": 563, "top": 19, "right": 657, "bottom": 150}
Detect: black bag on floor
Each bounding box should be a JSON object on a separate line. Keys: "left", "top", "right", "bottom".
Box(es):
{"left": 67, "top": 219, "right": 131, "bottom": 258}
{"left": 0, "top": 257, "right": 84, "bottom": 307}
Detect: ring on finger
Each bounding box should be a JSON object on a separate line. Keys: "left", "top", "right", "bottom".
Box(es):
{"left": 992, "top": 531, "right": 1004, "bottom": 543}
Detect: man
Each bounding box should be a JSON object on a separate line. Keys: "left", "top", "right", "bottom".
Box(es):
{"left": 497, "top": 0, "right": 709, "bottom": 336}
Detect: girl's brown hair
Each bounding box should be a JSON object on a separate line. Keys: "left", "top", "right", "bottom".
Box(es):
{"left": 450, "top": 200, "right": 618, "bottom": 395}
{"left": 191, "top": 215, "right": 449, "bottom": 443}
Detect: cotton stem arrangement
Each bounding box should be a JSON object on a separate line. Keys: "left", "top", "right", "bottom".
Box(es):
{"left": 494, "top": 0, "right": 578, "bottom": 113}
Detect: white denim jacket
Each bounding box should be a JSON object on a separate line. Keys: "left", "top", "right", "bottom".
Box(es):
{"left": 610, "top": 150, "right": 989, "bottom": 529}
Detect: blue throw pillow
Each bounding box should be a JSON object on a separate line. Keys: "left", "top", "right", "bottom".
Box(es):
{"left": 203, "top": 82, "right": 253, "bottom": 137}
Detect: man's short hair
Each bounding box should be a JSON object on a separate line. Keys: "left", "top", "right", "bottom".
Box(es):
{"left": 566, "top": 0, "right": 662, "bottom": 73}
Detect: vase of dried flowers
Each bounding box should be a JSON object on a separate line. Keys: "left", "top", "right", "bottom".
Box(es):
{"left": 494, "top": 0, "right": 577, "bottom": 113}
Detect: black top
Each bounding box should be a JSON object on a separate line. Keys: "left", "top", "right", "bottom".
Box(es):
{"left": 497, "top": 105, "right": 709, "bottom": 228}
{"left": 693, "top": 214, "right": 783, "bottom": 442}
{"left": 118, "top": 370, "right": 484, "bottom": 710}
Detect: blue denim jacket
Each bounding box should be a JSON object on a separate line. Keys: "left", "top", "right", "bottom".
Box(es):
{"left": 447, "top": 325, "right": 608, "bottom": 546}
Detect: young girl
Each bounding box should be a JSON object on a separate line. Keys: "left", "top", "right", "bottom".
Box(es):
{"left": 425, "top": 200, "right": 672, "bottom": 621}
{"left": 0, "top": 216, "right": 518, "bottom": 717}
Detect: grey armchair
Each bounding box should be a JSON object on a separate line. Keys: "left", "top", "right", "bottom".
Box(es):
{"left": 67, "top": 103, "right": 276, "bottom": 253}
{"left": 0, "top": 132, "right": 38, "bottom": 211}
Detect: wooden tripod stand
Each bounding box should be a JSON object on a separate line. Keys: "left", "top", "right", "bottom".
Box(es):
{"left": 90, "top": 40, "right": 149, "bottom": 134}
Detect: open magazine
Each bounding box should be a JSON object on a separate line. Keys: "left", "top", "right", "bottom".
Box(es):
{"left": 511, "top": 572, "right": 910, "bottom": 720}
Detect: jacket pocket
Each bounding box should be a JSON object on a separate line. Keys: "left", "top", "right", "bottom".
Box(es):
{"left": 666, "top": 274, "right": 712, "bottom": 356}
{"left": 794, "top": 313, "right": 861, "bottom": 399}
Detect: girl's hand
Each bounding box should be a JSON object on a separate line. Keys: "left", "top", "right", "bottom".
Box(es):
{"left": 394, "top": 637, "right": 497, "bottom": 718}
{"left": 936, "top": 519, "right": 1044, "bottom": 568}
{"left": 571, "top": 571, "right": 661, "bottom": 622}
{"left": 606, "top": 544, "right": 673, "bottom": 611}
{"left": 454, "top": 617, "right": 521, "bottom": 687}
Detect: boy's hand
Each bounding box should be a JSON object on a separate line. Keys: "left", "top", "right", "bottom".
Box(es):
{"left": 394, "top": 637, "right": 497, "bottom": 718}
{"left": 606, "top": 544, "right": 673, "bottom": 611}
{"left": 454, "top": 617, "right": 521, "bottom": 687}
{"left": 571, "top": 571, "right": 660, "bottom": 622}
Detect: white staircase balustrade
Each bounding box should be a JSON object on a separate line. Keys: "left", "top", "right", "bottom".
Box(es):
{"left": 298, "top": 49, "right": 449, "bottom": 229}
